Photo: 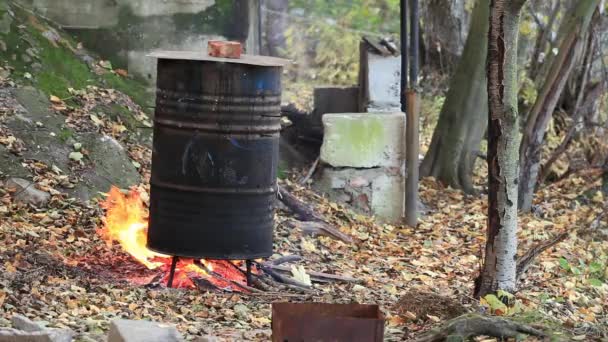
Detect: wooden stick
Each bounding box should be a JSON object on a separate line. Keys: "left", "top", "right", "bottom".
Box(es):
{"left": 193, "top": 261, "right": 263, "bottom": 293}
{"left": 285, "top": 220, "right": 354, "bottom": 244}
{"left": 299, "top": 157, "right": 320, "bottom": 185}
{"left": 262, "top": 263, "right": 362, "bottom": 284}
{"left": 516, "top": 231, "right": 568, "bottom": 281}
{"left": 259, "top": 264, "right": 312, "bottom": 290}
{"left": 278, "top": 185, "right": 322, "bottom": 221}
{"left": 271, "top": 255, "right": 303, "bottom": 265}
{"left": 278, "top": 185, "right": 354, "bottom": 243}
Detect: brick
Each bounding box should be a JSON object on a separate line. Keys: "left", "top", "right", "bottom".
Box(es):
{"left": 107, "top": 320, "right": 182, "bottom": 342}
{"left": 207, "top": 40, "right": 242, "bottom": 59}
{"left": 320, "top": 113, "right": 405, "bottom": 168}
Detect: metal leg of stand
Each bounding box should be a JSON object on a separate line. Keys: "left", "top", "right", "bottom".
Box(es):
{"left": 167, "top": 256, "right": 179, "bottom": 288}
{"left": 246, "top": 260, "right": 253, "bottom": 287}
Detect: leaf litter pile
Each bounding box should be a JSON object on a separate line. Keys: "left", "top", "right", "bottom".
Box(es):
{"left": 1, "top": 81, "right": 608, "bottom": 341}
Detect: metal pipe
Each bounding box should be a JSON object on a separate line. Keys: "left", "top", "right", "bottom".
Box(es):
{"left": 400, "top": 0, "right": 408, "bottom": 112}
{"left": 167, "top": 256, "right": 179, "bottom": 288}
{"left": 409, "top": 0, "right": 419, "bottom": 87}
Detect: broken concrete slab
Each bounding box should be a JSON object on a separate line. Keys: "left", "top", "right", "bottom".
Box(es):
{"left": 0, "top": 315, "right": 74, "bottom": 342}
{"left": 320, "top": 112, "right": 405, "bottom": 168}
{"left": 107, "top": 319, "right": 183, "bottom": 342}
{"left": 316, "top": 168, "right": 404, "bottom": 223}
{"left": 5, "top": 178, "right": 51, "bottom": 207}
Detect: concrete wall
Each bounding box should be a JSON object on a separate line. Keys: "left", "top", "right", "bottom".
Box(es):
{"left": 17, "top": 0, "right": 260, "bottom": 83}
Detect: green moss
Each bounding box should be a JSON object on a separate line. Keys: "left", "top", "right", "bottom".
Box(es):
{"left": 0, "top": 3, "right": 151, "bottom": 112}
{"left": 57, "top": 128, "right": 74, "bottom": 143}
{"left": 101, "top": 73, "right": 152, "bottom": 110}
{"left": 100, "top": 103, "right": 140, "bottom": 130}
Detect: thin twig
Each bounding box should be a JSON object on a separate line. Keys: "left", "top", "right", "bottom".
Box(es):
{"left": 299, "top": 157, "right": 319, "bottom": 185}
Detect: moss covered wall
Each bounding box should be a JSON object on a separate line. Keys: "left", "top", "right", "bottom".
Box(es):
{"left": 15, "top": 0, "right": 260, "bottom": 83}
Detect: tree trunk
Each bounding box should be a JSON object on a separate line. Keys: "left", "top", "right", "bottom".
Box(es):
{"left": 518, "top": 0, "right": 600, "bottom": 213}
{"left": 528, "top": 1, "right": 561, "bottom": 83}
{"left": 475, "top": 0, "right": 526, "bottom": 299}
{"left": 421, "top": 0, "right": 469, "bottom": 72}
{"left": 420, "top": 0, "right": 489, "bottom": 193}
{"left": 261, "top": 0, "right": 288, "bottom": 57}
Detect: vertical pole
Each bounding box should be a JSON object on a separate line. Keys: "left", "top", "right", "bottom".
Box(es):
{"left": 167, "top": 256, "right": 179, "bottom": 288}
{"left": 246, "top": 260, "right": 253, "bottom": 287}
{"left": 409, "top": 0, "right": 419, "bottom": 85}
{"left": 400, "top": 0, "right": 408, "bottom": 113}
{"left": 404, "top": 0, "right": 419, "bottom": 227}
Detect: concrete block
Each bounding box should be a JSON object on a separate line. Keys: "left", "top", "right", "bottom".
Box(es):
{"left": 320, "top": 113, "right": 405, "bottom": 168}
{"left": 371, "top": 174, "right": 405, "bottom": 222}
{"left": 366, "top": 54, "right": 401, "bottom": 112}
{"left": 316, "top": 168, "right": 404, "bottom": 223}
{"left": 107, "top": 320, "right": 183, "bottom": 342}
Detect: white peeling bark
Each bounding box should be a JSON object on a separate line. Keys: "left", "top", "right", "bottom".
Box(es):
{"left": 475, "top": 0, "right": 526, "bottom": 298}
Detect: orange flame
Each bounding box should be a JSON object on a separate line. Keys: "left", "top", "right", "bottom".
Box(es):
{"left": 98, "top": 186, "right": 247, "bottom": 290}
{"left": 99, "top": 187, "right": 165, "bottom": 269}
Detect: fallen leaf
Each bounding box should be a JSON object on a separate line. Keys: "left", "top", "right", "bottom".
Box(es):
{"left": 290, "top": 265, "right": 312, "bottom": 287}
{"left": 69, "top": 152, "right": 84, "bottom": 162}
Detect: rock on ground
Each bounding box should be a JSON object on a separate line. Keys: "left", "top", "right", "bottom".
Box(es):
{"left": 107, "top": 319, "right": 183, "bottom": 342}
{"left": 0, "top": 314, "right": 74, "bottom": 342}
{"left": 4, "top": 178, "right": 51, "bottom": 207}
{"left": 0, "top": 87, "right": 141, "bottom": 200}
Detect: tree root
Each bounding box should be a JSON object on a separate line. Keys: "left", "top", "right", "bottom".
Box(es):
{"left": 414, "top": 314, "right": 546, "bottom": 342}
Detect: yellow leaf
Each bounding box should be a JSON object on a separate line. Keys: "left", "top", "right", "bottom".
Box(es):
{"left": 4, "top": 261, "right": 16, "bottom": 273}
{"left": 0, "top": 290, "right": 5, "bottom": 306}
{"left": 426, "top": 314, "right": 441, "bottom": 322}
{"left": 50, "top": 95, "right": 62, "bottom": 104}
{"left": 66, "top": 235, "right": 75, "bottom": 243}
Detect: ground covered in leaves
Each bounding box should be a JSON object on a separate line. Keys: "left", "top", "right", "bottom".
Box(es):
{"left": 0, "top": 79, "right": 606, "bottom": 341}
{"left": 0, "top": 34, "right": 607, "bottom": 341}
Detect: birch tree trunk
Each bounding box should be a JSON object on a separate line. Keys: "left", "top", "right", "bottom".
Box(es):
{"left": 518, "top": 0, "right": 600, "bottom": 213}
{"left": 474, "top": 0, "right": 526, "bottom": 299}
{"left": 420, "top": 0, "right": 489, "bottom": 193}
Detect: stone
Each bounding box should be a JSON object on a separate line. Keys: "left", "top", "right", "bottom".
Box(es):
{"left": 362, "top": 53, "right": 402, "bottom": 112}
{"left": 194, "top": 337, "right": 218, "bottom": 342}
{"left": 1, "top": 88, "right": 141, "bottom": 200}
{"left": 370, "top": 174, "right": 405, "bottom": 222}
{"left": 11, "top": 315, "right": 44, "bottom": 332}
{"left": 320, "top": 112, "right": 405, "bottom": 168}
{"left": 0, "top": 327, "right": 73, "bottom": 342}
{"left": 207, "top": 40, "right": 242, "bottom": 59}
{"left": 107, "top": 319, "right": 183, "bottom": 342}
{"left": 5, "top": 178, "right": 51, "bottom": 207}
{"left": 316, "top": 168, "right": 405, "bottom": 223}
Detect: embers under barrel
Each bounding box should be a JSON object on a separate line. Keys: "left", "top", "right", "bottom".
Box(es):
{"left": 146, "top": 52, "right": 288, "bottom": 260}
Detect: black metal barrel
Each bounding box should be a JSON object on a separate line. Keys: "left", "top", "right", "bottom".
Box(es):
{"left": 146, "top": 51, "right": 288, "bottom": 260}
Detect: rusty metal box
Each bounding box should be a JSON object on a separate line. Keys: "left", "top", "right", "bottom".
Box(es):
{"left": 272, "top": 302, "right": 385, "bottom": 341}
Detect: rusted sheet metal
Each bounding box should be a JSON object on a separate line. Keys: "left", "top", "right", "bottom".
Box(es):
{"left": 272, "top": 303, "right": 385, "bottom": 342}
{"left": 146, "top": 54, "right": 286, "bottom": 260}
